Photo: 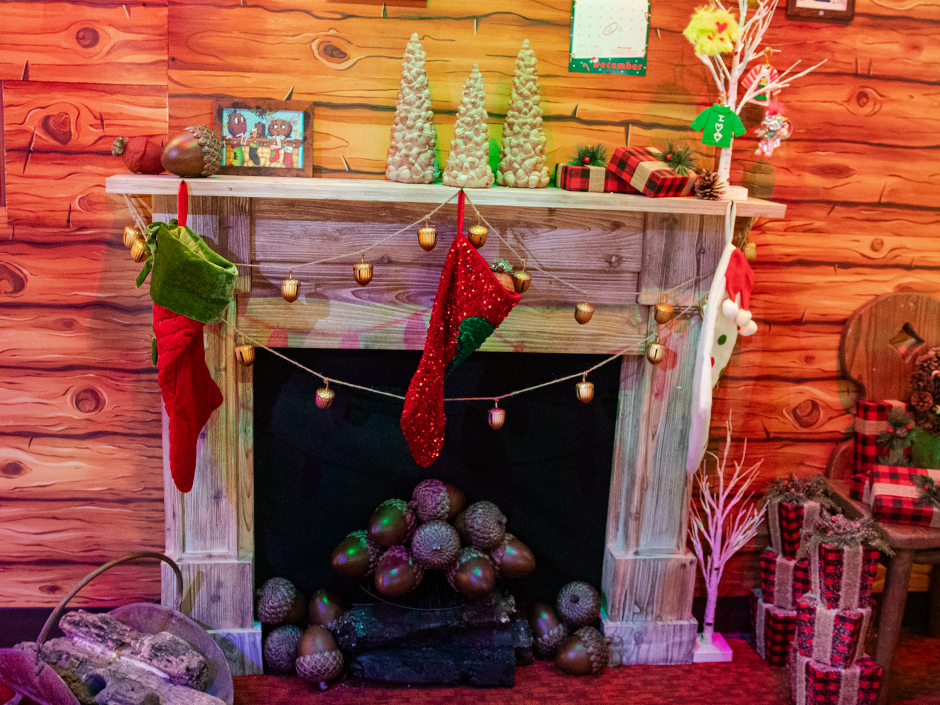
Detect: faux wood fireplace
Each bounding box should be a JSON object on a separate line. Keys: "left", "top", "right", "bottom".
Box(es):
{"left": 106, "top": 174, "right": 784, "bottom": 675}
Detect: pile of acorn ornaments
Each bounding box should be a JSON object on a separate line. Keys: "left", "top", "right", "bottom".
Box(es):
{"left": 256, "top": 479, "right": 609, "bottom": 684}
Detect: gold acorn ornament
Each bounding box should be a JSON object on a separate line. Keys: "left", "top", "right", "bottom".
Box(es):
{"left": 418, "top": 218, "right": 437, "bottom": 252}
{"left": 744, "top": 241, "right": 757, "bottom": 261}
{"left": 575, "top": 374, "right": 594, "bottom": 404}
{"left": 353, "top": 251, "right": 373, "bottom": 286}
{"left": 234, "top": 343, "right": 255, "bottom": 367}
{"left": 654, "top": 301, "right": 676, "bottom": 325}
{"left": 281, "top": 269, "right": 300, "bottom": 303}
{"left": 646, "top": 340, "right": 665, "bottom": 365}
{"left": 488, "top": 400, "right": 505, "bottom": 430}
{"left": 130, "top": 237, "right": 150, "bottom": 263}
{"left": 512, "top": 259, "right": 532, "bottom": 294}
{"left": 123, "top": 225, "right": 142, "bottom": 248}
{"left": 574, "top": 301, "right": 594, "bottom": 325}
{"left": 467, "top": 215, "right": 488, "bottom": 248}
{"left": 315, "top": 380, "right": 335, "bottom": 409}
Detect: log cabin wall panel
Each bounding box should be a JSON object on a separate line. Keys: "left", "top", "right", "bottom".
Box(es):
{"left": 3, "top": 0, "right": 939, "bottom": 604}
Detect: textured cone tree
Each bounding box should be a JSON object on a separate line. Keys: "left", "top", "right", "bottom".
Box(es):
{"left": 442, "top": 64, "right": 494, "bottom": 189}
{"left": 386, "top": 33, "right": 437, "bottom": 184}
{"left": 497, "top": 40, "right": 549, "bottom": 189}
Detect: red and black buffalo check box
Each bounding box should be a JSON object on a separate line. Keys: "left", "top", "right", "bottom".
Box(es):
{"left": 555, "top": 163, "right": 637, "bottom": 193}
{"left": 791, "top": 651, "right": 882, "bottom": 705}
{"left": 814, "top": 544, "right": 880, "bottom": 610}
{"left": 870, "top": 465, "right": 940, "bottom": 528}
{"left": 854, "top": 400, "right": 911, "bottom": 479}
{"left": 760, "top": 548, "right": 810, "bottom": 610}
{"left": 849, "top": 473, "right": 872, "bottom": 503}
{"left": 795, "top": 595, "right": 870, "bottom": 669}
{"left": 775, "top": 500, "right": 814, "bottom": 559}
{"left": 751, "top": 589, "right": 797, "bottom": 667}
{"left": 606, "top": 147, "right": 697, "bottom": 198}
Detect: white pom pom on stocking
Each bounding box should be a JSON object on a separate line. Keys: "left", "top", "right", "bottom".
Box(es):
{"left": 740, "top": 319, "right": 758, "bottom": 336}
{"left": 735, "top": 308, "right": 752, "bottom": 327}
{"left": 722, "top": 298, "right": 739, "bottom": 318}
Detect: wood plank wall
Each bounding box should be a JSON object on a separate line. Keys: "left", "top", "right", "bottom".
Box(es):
{"left": 1, "top": 0, "right": 938, "bottom": 606}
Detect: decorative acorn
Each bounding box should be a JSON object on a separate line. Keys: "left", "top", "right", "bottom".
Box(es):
{"left": 331, "top": 529, "right": 381, "bottom": 579}
{"left": 411, "top": 520, "right": 461, "bottom": 570}
{"left": 555, "top": 626, "right": 609, "bottom": 676}
{"left": 374, "top": 546, "right": 423, "bottom": 597}
{"left": 257, "top": 577, "right": 307, "bottom": 626}
{"left": 488, "top": 401, "right": 505, "bottom": 430}
{"left": 467, "top": 216, "right": 488, "bottom": 248}
{"left": 462, "top": 500, "right": 507, "bottom": 550}
{"left": 367, "top": 498, "right": 417, "bottom": 547}
{"left": 574, "top": 301, "right": 594, "bottom": 325}
{"left": 654, "top": 302, "right": 676, "bottom": 325}
{"left": 490, "top": 533, "right": 536, "bottom": 578}
{"left": 130, "top": 238, "right": 150, "bottom": 263}
{"left": 263, "top": 625, "right": 302, "bottom": 672}
{"left": 447, "top": 547, "right": 496, "bottom": 599}
{"left": 646, "top": 341, "right": 666, "bottom": 365}
{"left": 113, "top": 136, "right": 165, "bottom": 174}
{"left": 353, "top": 252, "right": 373, "bottom": 286}
{"left": 512, "top": 260, "right": 532, "bottom": 294}
{"left": 411, "top": 479, "right": 466, "bottom": 522}
{"left": 123, "top": 225, "right": 142, "bottom": 248}
{"left": 161, "top": 125, "right": 224, "bottom": 178}
{"left": 295, "top": 626, "right": 344, "bottom": 690}
{"left": 281, "top": 270, "right": 300, "bottom": 303}
{"left": 556, "top": 581, "right": 601, "bottom": 628}
{"left": 308, "top": 590, "right": 346, "bottom": 631}
{"left": 744, "top": 241, "right": 757, "bottom": 261}
{"left": 235, "top": 344, "right": 255, "bottom": 367}
{"left": 529, "top": 603, "right": 568, "bottom": 659}
{"left": 575, "top": 374, "right": 594, "bottom": 404}
{"left": 315, "top": 381, "right": 335, "bottom": 409}
{"left": 418, "top": 219, "right": 437, "bottom": 251}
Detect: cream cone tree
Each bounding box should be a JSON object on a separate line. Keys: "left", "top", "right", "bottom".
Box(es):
{"left": 497, "top": 40, "right": 549, "bottom": 189}
{"left": 386, "top": 33, "right": 437, "bottom": 184}
{"left": 442, "top": 64, "right": 494, "bottom": 189}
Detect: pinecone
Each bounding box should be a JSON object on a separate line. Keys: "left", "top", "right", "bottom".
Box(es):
{"left": 573, "top": 626, "right": 610, "bottom": 675}
{"left": 911, "top": 347, "right": 940, "bottom": 433}
{"left": 694, "top": 169, "right": 724, "bottom": 200}
{"left": 185, "top": 125, "right": 224, "bottom": 176}
{"left": 263, "top": 625, "right": 301, "bottom": 672}
{"left": 411, "top": 520, "right": 461, "bottom": 569}
{"left": 295, "top": 651, "right": 344, "bottom": 687}
{"left": 462, "top": 501, "right": 507, "bottom": 550}
{"left": 411, "top": 479, "right": 465, "bottom": 522}
{"left": 256, "top": 577, "right": 307, "bottom": 626}
{"left": 556, "top": 581, "right": 601, "bottom": 628}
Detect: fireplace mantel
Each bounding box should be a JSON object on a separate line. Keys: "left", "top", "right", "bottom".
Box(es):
{"left": 106, "top": 174, "right": 784, "bottom": 674}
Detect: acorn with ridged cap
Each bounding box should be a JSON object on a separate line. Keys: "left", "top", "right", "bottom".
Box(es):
{"left": 368, "top": 498, "right": 417, "bottom": 547}
{"left": 555, "top": 626, "right": 609, "bottom": 676}
{"left": 490, "top": 533, "right": 536, "bottom": 578}
{"left": 529, "top": 603, "right": 568, "bottom": 659}
{"left": 295, "top": 625, "right": 344, "bottom": 689}
{"left": 331, "top": 529, "right": 381, "bottom": 579}
{"left": 447, "top": 547, "right": 496, "bottom": 598}
{"left": 462, "top": 500, "right": 507, "bottom": 550}
{"left": 411, "top": 479, "right": 466, "bottom": 522}
{"left": 256, "top": 577, "right": 307, "bottom": 626}
{"left": 308, "top": 590, "right": 346, "bottom": 631}
{"left": 263, "top": 625, "right": 302, "bottom": 672}
{"left": 556, "top": 581, "right": 601, "bottom": 628}
{"left": 162, "top": 125, "right": 224, "bottom": 177}
{"left": 374, "top": 545, "right": 424, "bottom": 598}
{"left": 411, "top": 520, "right": 461, "bottom": 570}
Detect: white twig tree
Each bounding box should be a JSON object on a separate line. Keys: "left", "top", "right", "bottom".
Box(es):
{"left": 692, "top": 0, "right": 826, "bottom": 181}
{"left": 689, "top": 422, "right": 766, "bottom": 650}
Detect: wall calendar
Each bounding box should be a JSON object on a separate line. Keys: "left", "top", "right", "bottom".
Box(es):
{"left": 568, "top": 0, "right": 650, "bottom": 76}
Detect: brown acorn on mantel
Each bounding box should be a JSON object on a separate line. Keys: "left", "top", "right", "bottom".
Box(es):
{"left": 555, "top": 626, "right": 610, "bottom": 676}
{"left": 374, "top": 546, "right": 424, "bottom": 598}
{"left": 462, "top": 500, "right": 507, "bottom": 550}
{"left": 367, "top": 498, "right": 417, "bottom": 547}
{"left": 256, "top": 577, "right": 307, "bottom": 626}
{"left": 308, "top": 590, "right": 346, "bottom": 631}
{"left": 162, "top": 125, "right": 224, "bottom": 177}
{"left": 411, "top": 479, "right": 466, "bottom": 523}
{"left": 411, "top": 520, "right": 461, "bottom": 570}
{"left": 113, "top": 136, "right": 165, "bottom": 174}
{"left": 447, "top": 547, "right": 496, "bottom": 599}
{"left": 556, "top": 581, "right": 601, "bottom": 628}
{"left": 331, "top": 529, "right": 381, "bottom": 579}
{"left": 490, "top": 533, "right": 536, "bottom": 579}
{"left": 528, "top": 603, "right": 568, "bottom": 659}
{"left": 295, "top": 625, "right": 344, "bottom": 689}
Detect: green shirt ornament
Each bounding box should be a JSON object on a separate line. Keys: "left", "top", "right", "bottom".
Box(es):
{"left": 691, "top": 104, "right": 746, "bottom": 149}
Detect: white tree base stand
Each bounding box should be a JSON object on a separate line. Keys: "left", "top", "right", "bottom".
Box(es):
{"left": 720, "top": 185, "right": 749, "bottom": 201}
{"left": 693, "top": 632, "right": 734, "bottom": 663}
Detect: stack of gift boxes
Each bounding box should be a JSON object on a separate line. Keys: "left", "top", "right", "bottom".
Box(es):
{"left": 555, "top": 147, "right": 697, "bottom": 198}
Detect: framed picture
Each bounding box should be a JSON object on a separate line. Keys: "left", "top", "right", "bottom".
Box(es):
{"left": 213, "top": 99, "right": 313, "bottom": 177}
{"left": 786, "top": 0, "right": 854, "bottom": 23}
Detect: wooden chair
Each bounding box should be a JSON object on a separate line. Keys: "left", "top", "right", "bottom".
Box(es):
{"left": 825, "top": 292, "right": 940, "bottom": 704}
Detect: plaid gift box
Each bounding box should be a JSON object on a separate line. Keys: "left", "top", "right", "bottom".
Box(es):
{"left": 751, "top": 589, "right": 797, "bottom": 667}
{"left": 870, "top": 465, "right": 940, "bottom": 528}
{"left": 811, "top": 544, "right": 880, "bottom": 610}
{"left": 555, "top": 163, "right": 637, "bottom": 193}
{"left": 606, "top": 147, "right": 697, "bottom": 198}
{"left": 791, "top": 651, "right": 882, "bottom": 705}
{"left": 795, "top": 595, "right": 871, "bottom": 669}
{"left": 760, "top": 548, "right": 811, "bottom": 610}
{"left": 768, "top": 499, "right": 821, "bottom": 559}
{"left": 854, "top": 400, "right": 911, "bottom": 479}
{"left": 849, "top": 474, "right": 872, "bottom": 503}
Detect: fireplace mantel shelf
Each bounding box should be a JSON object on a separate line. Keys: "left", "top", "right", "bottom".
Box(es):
{"left": 106, "top": 174, "right": 785, "bottom": 219}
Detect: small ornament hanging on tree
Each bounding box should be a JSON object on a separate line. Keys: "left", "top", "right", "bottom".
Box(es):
{"left": 755, "top": 104, "right": 793, "bottom": 158}
{"left": 442, "top": 64, "right": 494, "bottom": 188}
{"left": 741, "top": 48, "right": 780, "bottom": 103}
{"left": 386, "top": 33, "right": 437, "bottom": 184}
{"left": 694, "top": 169, "right": 726, "bottom": 201}
{"left": 682, "top": 6, "right": 741, "bottom": 56}
{"left": 496, "top": 40, "right": 549, "bottom": 189}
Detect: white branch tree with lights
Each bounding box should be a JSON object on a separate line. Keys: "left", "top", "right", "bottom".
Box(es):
{"left": 688, "top": 0, "right": 826, "bottom": 182}
{"left": 689, "top": 422, "right": 766, "bottom": 662}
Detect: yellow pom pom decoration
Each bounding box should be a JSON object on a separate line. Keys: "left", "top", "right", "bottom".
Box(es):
{"left": 683, "top": 6, "right": 742, "bottom": 56}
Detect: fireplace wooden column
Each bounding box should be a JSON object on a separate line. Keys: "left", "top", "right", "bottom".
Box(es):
{"left": 108, "top": 174, "right": 784, "bottom": 674}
